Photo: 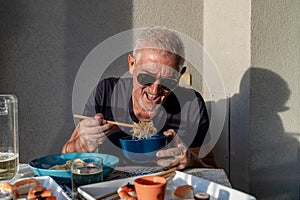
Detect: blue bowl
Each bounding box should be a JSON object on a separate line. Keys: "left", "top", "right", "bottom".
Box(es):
{"left": 28, "top": 153, "right": 119, "bottom": 184}
{"left": 119, "top": 134, "right": 169, "bottom": 163}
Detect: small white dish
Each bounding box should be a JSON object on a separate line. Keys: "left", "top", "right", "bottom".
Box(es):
{"left": 10, "top": 176, "right": 71, "bottom": 200}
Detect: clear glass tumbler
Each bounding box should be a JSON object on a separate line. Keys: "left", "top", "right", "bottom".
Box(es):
{"left": 0, "top": 94, "right": 19, "bottom": 180}
{"left": 71, "top": 156, "right": 103, "bottom": 199}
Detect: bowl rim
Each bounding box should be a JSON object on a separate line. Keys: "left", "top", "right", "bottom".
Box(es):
{"left": 28, "top": 152, "right": 119, "bottom": 171}
{"left": 119, "top": 134, "right": 168, "bottom": 141}
{"left": 134, "top": 175, "right": 167, "bottom": 187}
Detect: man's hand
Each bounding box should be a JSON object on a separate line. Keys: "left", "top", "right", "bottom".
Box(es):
{"left": 156, "top": 129, "right": 213, "bottom": 170}
{"left": 78, "top": 113, "right": 117, "bottom": 152}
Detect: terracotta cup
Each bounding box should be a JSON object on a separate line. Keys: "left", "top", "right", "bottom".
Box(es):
{"left": 134, "top": 176, "right": 167, "bottom": 200}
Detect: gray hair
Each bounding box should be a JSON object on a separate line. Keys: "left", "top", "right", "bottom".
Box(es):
{"left": 133, "top": 27, "right": 185, "bottom": 70}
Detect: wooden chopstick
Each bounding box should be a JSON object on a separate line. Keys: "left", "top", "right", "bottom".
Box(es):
{"left": 73, "top": 114, "right": 136, "bottom": 128}
{"left": 95, "top": 167, "right": 177, "bottom": 200}
{"left": 160, "top": 171, "right": 176, "bottom": 179}
{"left": 106, "top": 120, "right": 136, "bottom": 128}
{"left": 156, "top": 167, "right": 177, "bottom": 177}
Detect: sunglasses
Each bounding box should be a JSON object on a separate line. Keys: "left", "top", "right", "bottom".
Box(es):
{"left": 137, "top": 73, "right": 178, "bottom": 91}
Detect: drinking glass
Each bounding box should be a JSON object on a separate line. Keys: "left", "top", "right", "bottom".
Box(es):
{"left": 0, "top": 95, "right": 19, "bottom": 180}
{"left": 71, "top": 156, "right": 103, "bottom": 199}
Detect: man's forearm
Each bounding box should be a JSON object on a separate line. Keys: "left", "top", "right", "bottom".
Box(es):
{"left": 190, "top": 147, "right": 217, "bottom": 168}
{"left": 61, "top": 125, "right": 89, "bottom": 153}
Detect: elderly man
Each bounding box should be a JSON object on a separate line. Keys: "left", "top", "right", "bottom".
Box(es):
{"left": 62, "top": 27, "right": 216, "bottom": 169}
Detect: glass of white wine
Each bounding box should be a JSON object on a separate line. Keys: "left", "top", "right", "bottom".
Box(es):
{"left": 0, "top": 95, "right": 19, "bottom": 180}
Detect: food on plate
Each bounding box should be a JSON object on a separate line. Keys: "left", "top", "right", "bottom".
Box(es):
{"left": 173, "top": 185, "right": 210, "bottom": 200}
{"left": 0, "top": 178, "right": 56, "bottom": 200}
{"left": 27, "top": 185, "right": 53, "bottom": 200}
{"left": 48, "top": 160, "right": 71, "bottom": 170}
{"left": 117, "top": 182, "right": 137, "bottom": 200}
{"left": 131, "top": 120, "right": 157, "bottom": 140}
{"left": 0, "top": 182, "right": 19, "bottom": 199}
{"left": 173, "top": 185, "right": 195, "bottom": 200}
{"left": 49, "top": 158, "right": 84, "bottom": 170}
{"left": 194, "top": 192, "right": 210, "bottom": 200}
{"left": 13, "top": 178, "right": 41, "bottom": 196}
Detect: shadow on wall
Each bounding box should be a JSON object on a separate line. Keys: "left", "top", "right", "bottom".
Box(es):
{"left": 58, "top": 1, "right": 134, "bottom": 160}
{"left": 0, "top": 1, "right": 133, "bottom": 162}
{"left": 233, "top": 68, "right": 298, "bottom": 199}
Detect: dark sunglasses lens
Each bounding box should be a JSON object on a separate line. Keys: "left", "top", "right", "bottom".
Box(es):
{"left": 137, "top": 73, "right": 156, "bottom": 86}
{"left": 160, "top": 79, "right": 178, "bottom": 90}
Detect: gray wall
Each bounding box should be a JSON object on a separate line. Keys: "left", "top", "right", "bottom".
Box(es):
{"left": 203, "top": 0, "right": 252, "bottom": 191}
{"left": 204, "top": 0, "right": 300, "bottom": 199}
{"left": 250, "top": 1, "right": 300, "bottom": 199}
{"left": 0, "top": 0, "right": 207, "bottom": 164}
{"left": 0, "top": 0, "right": 133, "bottom": 163}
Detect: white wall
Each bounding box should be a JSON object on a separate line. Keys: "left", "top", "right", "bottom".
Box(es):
{"left": 203, "top": 0, "right": 300, "bottom": 199}
{"left": 132, "top": 0, "right": 203, "bottom": 42}
{"left": 132, "top": 0, "right": 204, "bottom": 92}
{"left": 250, "top": 0, "right": 300, "bottom": 199}
{"left": 203, "top": 0, "right": 252, "bottom": 192}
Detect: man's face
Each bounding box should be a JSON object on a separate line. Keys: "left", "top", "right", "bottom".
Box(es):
{"left": 128, "top": 49, "right": 180, "bottom": 120}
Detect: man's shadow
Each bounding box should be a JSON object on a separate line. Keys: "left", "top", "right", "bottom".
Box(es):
{"left": 229, "top": 67, "right": 299, "bottom": 199}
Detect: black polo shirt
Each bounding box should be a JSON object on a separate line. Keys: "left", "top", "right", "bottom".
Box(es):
{"left": 83, "top": 77, "right": 209, "bottom": 164}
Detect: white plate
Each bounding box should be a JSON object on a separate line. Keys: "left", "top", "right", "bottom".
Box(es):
{"left": 78, "top": 171, "right": 256, "bottom": 200}
{"left": 10, "top": 176, "right": 71, "bottom": 200}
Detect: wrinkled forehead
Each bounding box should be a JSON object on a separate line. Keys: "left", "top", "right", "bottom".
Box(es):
{"left": 134, "top": 48, "right": 180, "bottom": 71}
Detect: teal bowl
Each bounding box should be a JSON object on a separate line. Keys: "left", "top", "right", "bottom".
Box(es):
{"left": 28, "top": 153, "right": 119, "bottom": 184}
{"left": 119, "top": 134, "right": 169, "bottom": 163}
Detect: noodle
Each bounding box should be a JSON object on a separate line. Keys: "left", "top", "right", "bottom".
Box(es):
{"left": 49, "top": 158, "right": 84, "bottom": 170}
{"left": 130, "top": 121, "right": 157, "bottom": 140}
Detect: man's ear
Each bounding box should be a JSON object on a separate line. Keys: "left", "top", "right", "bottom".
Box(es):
{"left": 128, "top": 54, "right": 135, "bottom": 74}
